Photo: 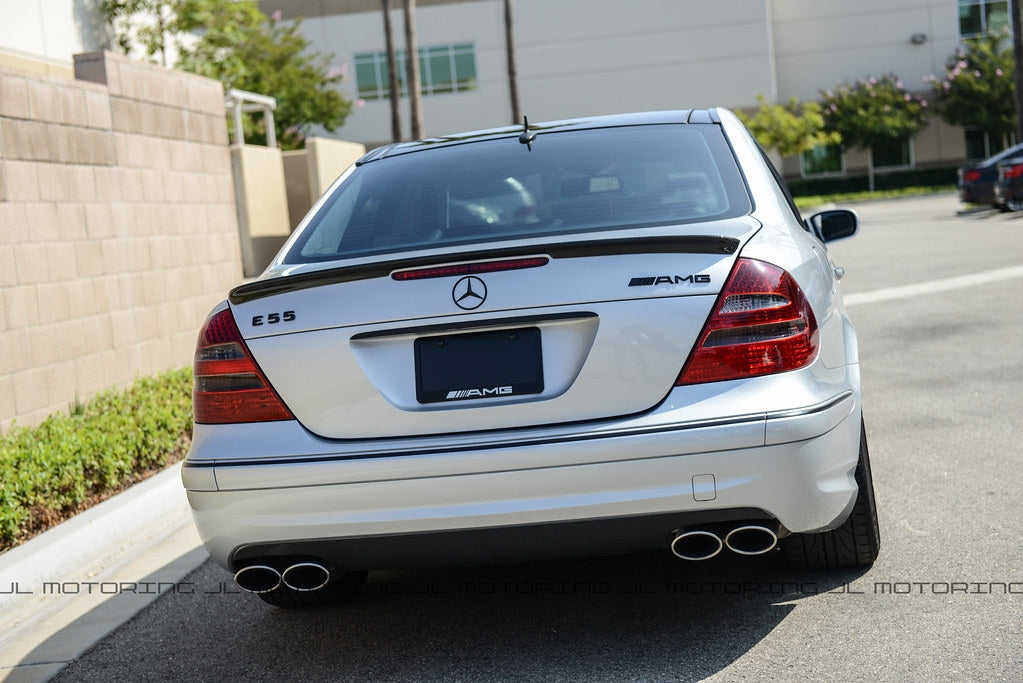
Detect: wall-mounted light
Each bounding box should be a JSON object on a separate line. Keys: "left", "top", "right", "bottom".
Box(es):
{"left": 910, "top": 32, "right": 928, "bottom": 45}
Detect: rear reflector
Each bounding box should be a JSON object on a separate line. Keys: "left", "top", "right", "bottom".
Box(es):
{"left": 676, "top": 258, "right": 818, "bottom": 385}
{"left": 392, "top": 257, "right": 549, "bottom": 281}
{"left": 193, "top": 308, "right": 294, "bottom": 424}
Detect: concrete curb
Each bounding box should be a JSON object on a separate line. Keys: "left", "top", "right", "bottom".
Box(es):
{"left": 0, "top": 463, "right": 194, "bottom": 620}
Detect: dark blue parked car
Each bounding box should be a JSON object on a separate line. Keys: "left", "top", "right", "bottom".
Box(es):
{"left": 959, "top": 141, "right": 1023, "bottom": 209}
{"left": 993, "top": 156, "right": 1023, "bottom": 211}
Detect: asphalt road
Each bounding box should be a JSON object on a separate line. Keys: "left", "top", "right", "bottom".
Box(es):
{"left": 53, "top": 193, "right": 1023, "bottom": 681}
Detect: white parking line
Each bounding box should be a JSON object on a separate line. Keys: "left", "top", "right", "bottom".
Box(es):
{"left": 844, "top": 265, "right": 1023, "bottom": 307}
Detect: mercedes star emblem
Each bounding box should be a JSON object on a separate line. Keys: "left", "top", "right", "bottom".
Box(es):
{"left": 452, "top": 276, "right": 487, "bottom": 310}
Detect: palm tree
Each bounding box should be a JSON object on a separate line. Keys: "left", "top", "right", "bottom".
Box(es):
{"left": 403, "top": 0, "right": 424, "bottom": 139}
{"left": 1013, "top": 0, "right": 1023, "bottom": 142}
{"left": 382, "top": 0, "right": 402, "bottom": 142}
{"left": 504, "top": 0, "right": 521, "bottom": 124}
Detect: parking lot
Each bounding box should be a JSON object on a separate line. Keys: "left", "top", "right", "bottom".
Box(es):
{"left": 37, "top": 193, "right": 1023, "bottom": 681}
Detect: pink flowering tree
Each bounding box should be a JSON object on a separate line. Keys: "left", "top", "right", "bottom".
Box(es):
{"left": 820, "top": 74, "right": 930, "bottom": 190}
{"left": 926, "top": 32, "right": 1016, "bottom": 149}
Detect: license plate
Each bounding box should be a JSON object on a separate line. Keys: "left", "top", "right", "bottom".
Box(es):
{"left": 415, "top": 327, "right": 543, "bottom": 404}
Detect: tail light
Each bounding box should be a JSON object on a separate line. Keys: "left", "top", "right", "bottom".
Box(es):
{"left": 962, "top": 169, "right": 982, "bottom": 183}
{"left": 1003, "top": 164, "right": 1023, "bottom": 180}
{"left": 193, "top": 308, "right": 294, "bottom": 424}
{"left": 676, "top": 258, "right": 818, "bottom": 385}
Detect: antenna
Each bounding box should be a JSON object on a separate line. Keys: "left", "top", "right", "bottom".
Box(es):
{"left": 518, "top": 115, "right": 537, "bottom": 151}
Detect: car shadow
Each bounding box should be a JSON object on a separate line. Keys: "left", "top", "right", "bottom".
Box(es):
{"left": 955, "top": 205, "right": 1001, "bottom": 217}
{"left": 43, "top": 550, "right": 869, "bottom": 681}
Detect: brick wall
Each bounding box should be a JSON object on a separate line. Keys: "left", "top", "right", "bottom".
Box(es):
{"left": 0, "top": 51, "right": 243, "bottom": 431}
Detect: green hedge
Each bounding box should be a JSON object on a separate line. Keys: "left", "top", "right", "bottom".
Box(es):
{"left": 787, "top": 166, "right": 959, "bottom": 197}
{"left": 0, "top": 367, "right": 193, "bottom": 551}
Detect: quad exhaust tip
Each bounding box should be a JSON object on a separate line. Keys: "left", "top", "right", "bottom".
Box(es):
{"left": 670, "top": 530, "right": 724, "bottom": 561}
{"left": 281, "top": 562, "right": 331, "bottom": 592}
{"left": 234, "top": 561, "right": 332, "bottom": 593}
{"left": 724, "top": 525, "right": 778, "bottom": 556}
{"left": 234, "top": 565, "right": 281, "bottom": 593}
{"left": 670, "top": 524, "right": 779, "bottom": 561}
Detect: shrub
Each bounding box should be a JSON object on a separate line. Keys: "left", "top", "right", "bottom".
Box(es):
{"left": 0, "top": 367, "right": 193, "bottom": 551}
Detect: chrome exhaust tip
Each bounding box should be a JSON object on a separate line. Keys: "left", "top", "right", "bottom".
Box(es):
{"left": 234, "top": 565, "right": 282, "bottom": 593}
{"left": 281, "top": 562, "right": 331, "bottom": 592}
{"left": 670, "top": 530, "right": 723, "bottom": 561}
{"left": 724, "top": 525, "right": 779, "bottom": 556}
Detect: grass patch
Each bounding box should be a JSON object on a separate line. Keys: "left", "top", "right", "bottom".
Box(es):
{"left": 0, "top": 367, "right": 193, "bottom": 552}
{"left": 793, "top": 185, "right": 956, "bottom": 209}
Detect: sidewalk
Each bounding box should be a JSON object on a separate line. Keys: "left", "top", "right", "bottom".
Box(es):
{"left": 0, "top": 464, "right": 207, "bottom": 682}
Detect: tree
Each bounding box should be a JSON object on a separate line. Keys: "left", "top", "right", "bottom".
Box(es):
{"left": 1014, "top": 0, "right": 1023, "bottom": 142}
{"left": 98, "top": 0, "right": 176, "bottom": 66}
{"left": 403, "top": 0, "right": 423, "bottom": 139}
{"left": 381, "top": 0, "right": 402, "bottom": 143}
{"left": 736, "top": 94, "right": 840, "bottom": 158}
{"left": 504, "top": 0, "right": 521, "bottom": 125}
{"left": 99, "top": 0, "right": 352, "bottom": 149}
{"left": 926, "top": 31, "right": 1016, "bottom": 150}
{"left": 821, "top": 74, "right": 930, "bottom": 190}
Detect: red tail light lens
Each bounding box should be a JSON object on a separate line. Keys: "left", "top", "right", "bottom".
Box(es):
{"left": 676, "top": 258, "right": 819, "bottom": 385}
{"left": 193, "top": 308, "right": 294, "bottom": 424}
{"left": 962, "top": 169, "right": 982, "bottom": 183}
{"left": 1004, "top": 164, "right": 1023, "bottom": 180}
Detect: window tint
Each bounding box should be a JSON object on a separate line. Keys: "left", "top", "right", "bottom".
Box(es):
{"left": 285, "top": 125, "right": 751, "bottom": 264}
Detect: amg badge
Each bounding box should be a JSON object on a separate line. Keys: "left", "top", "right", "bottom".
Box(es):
{"left": 629, "top": 274, "right": 711, "bottom": 286}
{"left": 446, "top": 386, "right": 514, "bottom": 400}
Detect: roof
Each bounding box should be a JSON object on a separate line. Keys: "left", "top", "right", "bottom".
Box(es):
{"left": 356, "top": 109, "right": 724, "bottom": 165}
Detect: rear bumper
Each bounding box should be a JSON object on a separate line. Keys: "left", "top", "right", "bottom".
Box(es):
{"left": 995, "top": 178, "right": 1023, "bottom": 206}
{"left": 959, "top": 182, "right": 993, "bottom": 206}
{"left": 184, "top": 372, "right": 862, "bottom": 570}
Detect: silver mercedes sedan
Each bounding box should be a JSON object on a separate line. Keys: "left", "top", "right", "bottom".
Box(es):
{"left": 183, "top": 109, "right": 878, "bottom": 607}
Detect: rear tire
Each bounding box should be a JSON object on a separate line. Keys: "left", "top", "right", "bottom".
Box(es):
{"left": 781, "top": 420, "right": 880, "bottom": 571}
{"left": 257, "top": 571, "right": 368, "bottom": 608}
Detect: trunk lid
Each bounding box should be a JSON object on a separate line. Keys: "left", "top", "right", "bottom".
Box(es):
{"left": 231, "top": 221, "right": 758, "bottom": 439}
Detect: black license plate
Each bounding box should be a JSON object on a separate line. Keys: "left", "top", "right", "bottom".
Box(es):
{"left": 415, "top": 327, "right": 543, "bottom": 404}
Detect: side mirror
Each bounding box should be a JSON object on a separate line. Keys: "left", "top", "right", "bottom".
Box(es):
{"left": 806, "top": 209, "right": 858, "bottom": 243}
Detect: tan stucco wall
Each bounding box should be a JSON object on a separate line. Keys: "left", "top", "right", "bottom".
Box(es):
{"left": 305, "top": 137, "right": 365, "bottom": 202}
{"left": 282, "top": 137, "right": 366, "bottom": 231}
{"left": 231, "top": 144, "right": 290, "bottom": 276}
{"left": 0, "top": 51, "right": 243, "bottom": 431}
{"left": 0, "top": 49, "right": 74, "bottom": 80}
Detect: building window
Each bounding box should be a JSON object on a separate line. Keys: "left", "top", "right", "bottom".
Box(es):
{"left": 965, "top": 129, "right": 992, "bottom": 159}
{"left": 801, "top": 144, "right": 844, "bottom": 176}
{"left": 872, "top": 139, "right": 914, "bottom": 170}
{"left": 958, "top": 0, "right": 1010, "bottom": 37}
{"left": 354, "top": 43, "right": 477, "bottom": 101}
{"left": 965, "top": 129, "right": 1016, "bottom": 159}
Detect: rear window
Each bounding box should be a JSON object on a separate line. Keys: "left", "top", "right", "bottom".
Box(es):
{"left": 284, "top": 124, "right": 751, "bottom": 264}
